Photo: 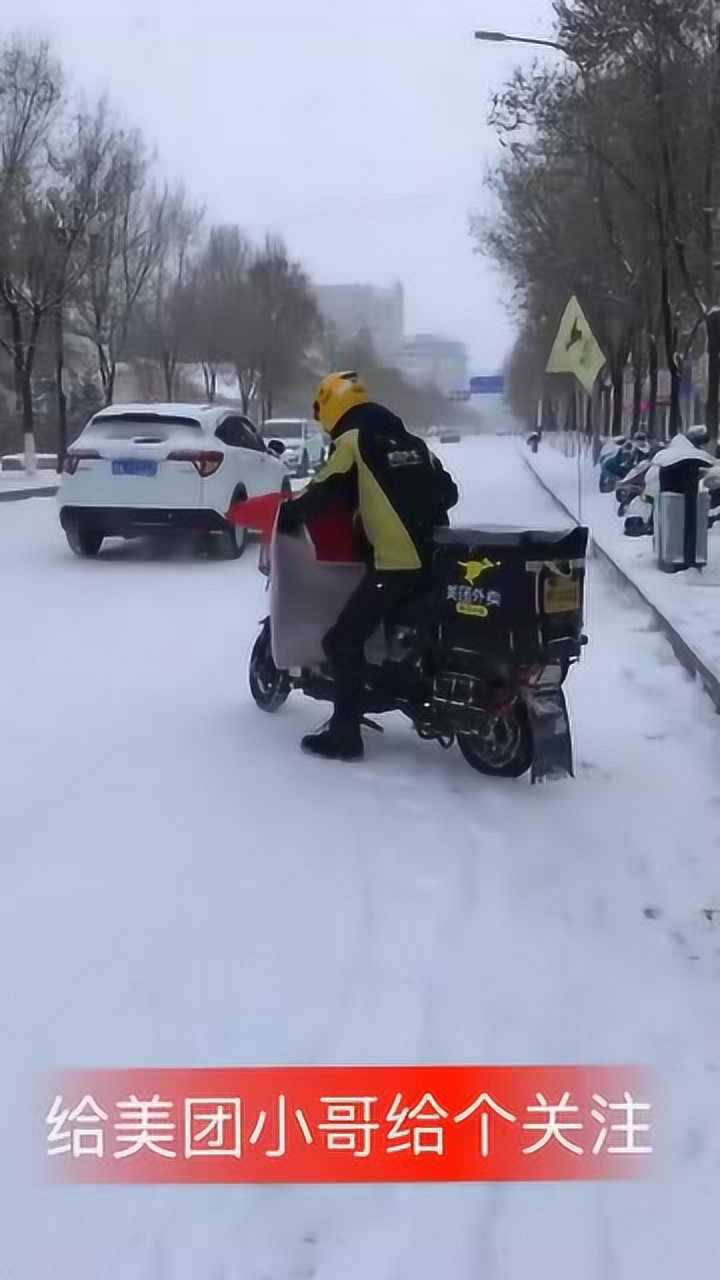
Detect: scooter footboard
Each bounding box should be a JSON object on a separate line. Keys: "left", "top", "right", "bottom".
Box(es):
{"left": 521, "top": 686, "right": 574, "bottom": 785}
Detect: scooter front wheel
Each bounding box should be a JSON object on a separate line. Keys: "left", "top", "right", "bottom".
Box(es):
{"left": 249, "top": 623, "right": 291, "bottom": 713}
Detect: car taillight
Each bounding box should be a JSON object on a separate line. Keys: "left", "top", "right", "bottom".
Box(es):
{"left": 167, "top": 450, "right": 224, "bottom": 477}
{"left": 64, "top": 449, "right": 100, "bottom": 475}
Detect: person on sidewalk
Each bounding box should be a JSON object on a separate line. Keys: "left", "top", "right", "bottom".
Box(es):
{"left": 278, "top": 371, "right": 458, "bottom": 762}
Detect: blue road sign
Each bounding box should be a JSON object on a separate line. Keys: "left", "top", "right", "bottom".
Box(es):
{"left": 470, "top": 375, "right": 505, "bottom": 396}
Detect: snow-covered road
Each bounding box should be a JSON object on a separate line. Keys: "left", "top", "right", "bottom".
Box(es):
{"left": 1, "top": 437, "right": 719, "bottom": 1277}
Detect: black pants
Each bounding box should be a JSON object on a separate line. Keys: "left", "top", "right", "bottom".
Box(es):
{"left": 322, "top": 570, "right": 428, "bottom": 724}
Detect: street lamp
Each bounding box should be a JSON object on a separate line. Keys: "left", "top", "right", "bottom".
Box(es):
{"left": 475, "top": 28, "right": 588, "bottom": 451}
{"left": 474, "top": 29, "right": 567, "bottom": 55}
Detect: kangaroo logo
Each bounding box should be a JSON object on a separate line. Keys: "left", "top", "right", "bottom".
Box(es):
{"left": 458, "top": 558, "right": 498, "bottom": 586}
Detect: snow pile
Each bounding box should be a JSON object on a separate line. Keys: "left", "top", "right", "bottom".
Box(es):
{"left": 0, "top": 471, "right": 59, "bottom": 494}
{"left": 1, "top": 453, "right": 58, "bottom": 472}
{"left": 526, "top": 437, "right": 720, "bottom": 682}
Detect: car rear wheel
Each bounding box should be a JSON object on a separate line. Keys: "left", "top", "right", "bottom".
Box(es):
{"left": 218, "top": 488, "right": 250, "bottom": 559}
{"left": 219, "top": 521, "right": 248, "bottom": 560}
{"left": 66, "top": 525, "right": 104, "bottom": 558}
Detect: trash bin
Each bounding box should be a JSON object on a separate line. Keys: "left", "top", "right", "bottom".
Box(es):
{"left": 653, "top": 458, "right": 711, "bottom": 572}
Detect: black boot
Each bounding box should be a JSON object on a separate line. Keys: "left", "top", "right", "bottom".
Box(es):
{"left": 301, "top": 716, "right": 364, "bottom": 762}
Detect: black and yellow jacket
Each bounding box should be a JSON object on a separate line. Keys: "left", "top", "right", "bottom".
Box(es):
{"left": 286, "top": 403, "right": 459, "bottom": 571}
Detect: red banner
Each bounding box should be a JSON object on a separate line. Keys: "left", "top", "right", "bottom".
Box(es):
{"left": 42, "top": 1066, "right": 655, "bottom": 1184}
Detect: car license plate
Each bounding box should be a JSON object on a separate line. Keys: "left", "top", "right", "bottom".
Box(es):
{"left": 112, "top": 459, "right": 158, "bottom": 477}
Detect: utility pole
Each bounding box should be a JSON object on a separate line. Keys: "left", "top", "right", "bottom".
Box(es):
{"left": 705, "top": 2, "right": 720, "bottom": 440}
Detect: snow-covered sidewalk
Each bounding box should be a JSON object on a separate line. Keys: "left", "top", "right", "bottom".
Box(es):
{"left": 526, "top": 438, "right": 720, "bottom": 686}
{"left": 0, "top": 471, "right": 59, "bottom": 501}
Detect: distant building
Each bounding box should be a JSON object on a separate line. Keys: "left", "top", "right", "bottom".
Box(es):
{"left": 394, "top": 334, "right": 469, "bottom": 397}
{"left": 315, "top": 282, "right": 404, "bottom": 361}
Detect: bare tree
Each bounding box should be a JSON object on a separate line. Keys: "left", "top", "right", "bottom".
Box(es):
{"left": 130, "top": 186, "right": 204, "bottom": 399}
{"left": 0, "top": 35, "right": 62, "bottom": 240}
{"left": 0, "top": 33, "right": 330, "bottom": 468}
{"left": 43, "top": 100, "right": 125, "bottom": 466}
{"left": 70, "top": 129, "right": 167, "bottom": 404}
{"left": 185, "top": 225, "right": 255, "bottom": 408}
{"left": 478, "top": 17, "right": 713, "bottom": 439}
{"left": 0, "top": 35, "right": 64, "bottom": 468}
{"left": 552, "top": 0, "right": 720, "bottom": 434}
{"left": 476, "top": 132, "right": 642, "bottom": 435}
{"left": 250, "top": 235, "right": 321, "bottom": 420}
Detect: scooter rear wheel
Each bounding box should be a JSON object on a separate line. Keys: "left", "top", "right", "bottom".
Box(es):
{"left": 249, "top": 625, "right": 291, "bottom": 713}
{"left": 457, "top": 706, "right": 533, "bottom": 779}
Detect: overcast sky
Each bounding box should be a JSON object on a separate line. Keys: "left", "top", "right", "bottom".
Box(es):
{"left": 7, "top": 0, "right": 555, "bottom": 372}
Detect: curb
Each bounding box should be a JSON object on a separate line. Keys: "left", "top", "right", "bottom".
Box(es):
{"left": 523, "top": 449, "right": 720, "bottom": 714}
{"left": 0, "top": 484, "right": 58, "bottom": 503}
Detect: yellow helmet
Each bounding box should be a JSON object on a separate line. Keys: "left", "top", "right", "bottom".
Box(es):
{"left": 313, "top": 370, "right": 369, "bottom": 435}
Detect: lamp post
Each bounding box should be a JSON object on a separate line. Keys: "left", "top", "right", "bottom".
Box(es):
{"left": 474, "top": 29, "right": 568, "bottom": 55}
{"left": 476, "top": 25, "right": 594, "bottom": 473}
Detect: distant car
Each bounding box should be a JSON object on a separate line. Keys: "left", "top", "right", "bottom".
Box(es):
{"left": 262, "top": 418, "right": 325, "bottom": 476}
{"left": 58, "top": 403, "right": 292, "bottom": 559}
{"left": 438, "top": 431, "right": 461, "bottom": 444}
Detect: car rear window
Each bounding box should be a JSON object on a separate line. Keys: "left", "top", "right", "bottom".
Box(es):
{"left": 85, "top": 414, "right": 203, "bottom": 440}
{"left": 263, "top": 421, "right": 303, "bottom": 439}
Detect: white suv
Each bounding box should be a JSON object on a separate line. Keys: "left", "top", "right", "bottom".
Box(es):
{"left": 262, "top": 418, "right": 326, "bottom": 477}
{"left": 58, "top": 403, "right": 291, "bottom": 558}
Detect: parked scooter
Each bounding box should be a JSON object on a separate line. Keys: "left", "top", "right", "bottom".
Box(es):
{"left": 622, "top": 433, "right": 719, "bottom": 538}
{"left": 599, "top": 439, "right": 633, "bottom": 492}
{"left": 614, "top": 440, "right": 664, "bottom": 515}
